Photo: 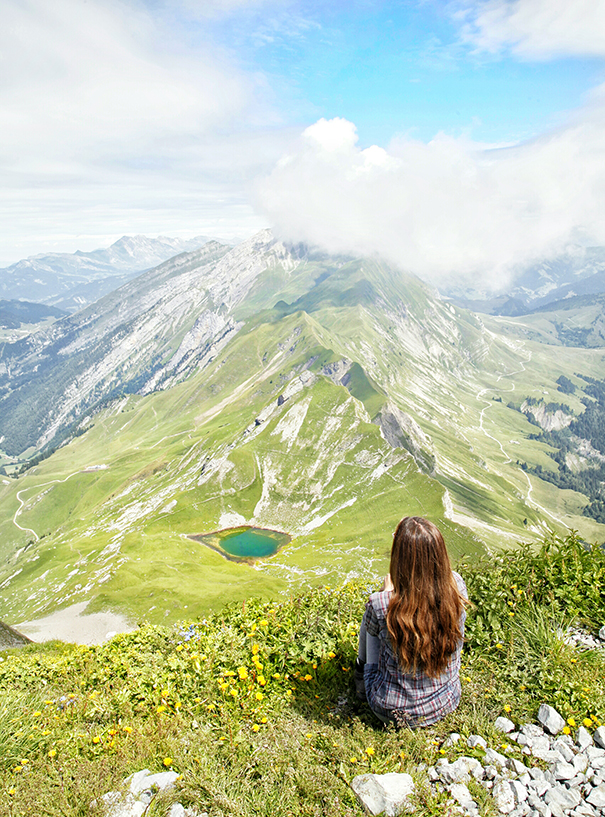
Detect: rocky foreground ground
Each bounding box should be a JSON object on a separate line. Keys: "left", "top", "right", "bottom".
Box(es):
{"left": 352, "top": 704, "right": 605, "bottom": 816}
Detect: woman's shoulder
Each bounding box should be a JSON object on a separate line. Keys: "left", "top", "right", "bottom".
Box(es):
{"left": 368, "top": 589, "right": 392, "bottom": 619}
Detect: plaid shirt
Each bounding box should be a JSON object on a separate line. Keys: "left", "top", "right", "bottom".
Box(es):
{"left": 363, "top": 572, "right": 467, "bottom": 727}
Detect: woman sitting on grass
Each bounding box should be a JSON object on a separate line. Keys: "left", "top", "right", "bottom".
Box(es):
{"left": 356, "top": 516, "right": 468, "bottom": 728}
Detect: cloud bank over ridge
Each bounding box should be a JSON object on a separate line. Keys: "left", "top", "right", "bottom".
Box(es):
{"left": 256, "top": 1, "right": 605, "bottom": 290}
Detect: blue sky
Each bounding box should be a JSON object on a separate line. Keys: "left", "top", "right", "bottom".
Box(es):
{"left": 2, "top": 0, "right": 605, "bottom": 283}
{"left": 208, "top": 0, "right": 604, "bottom": 145}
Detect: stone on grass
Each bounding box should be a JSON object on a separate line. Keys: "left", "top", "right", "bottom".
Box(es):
{"left": 593, "top": 726, "right": 605, "bottom": 750}
{"left": 168, "top": 807, "right": 186, "bottom": 817}
{"left": 444, "top": 732, "right": 461, "bottom": 747}
{"left": 538, "top": 705, "right": 565, "bottom": 736}
{"left": 449, "top": 782, "right": 477, "bottom": 812}
{"left": 576, "top": 727, "right": 593, "bottom": 750}
{"left": 467, "top": 735, "right": 487, "bottom": 750}
{"left": 351, "top": 772, "right": 415, "bottom": 816}
{"left": 438, "top": 757, "right": 482, "bottom": 784}
{"left": 493, "top": 780, "right": 516, "bottom": 814}
{"left": 586, "top": 783, "right": 605, "bottom": 809}
{"left": 128, "top": 770, "right": 178, "bottom": 796}
{"left": 496, "top": 717, "right": 516, "bottom": 734}
{"left": 485, "top": 748, "right": 508, "bottom": 768}
{"left": 598, "top": 626, "right": 605, "bottom": 641}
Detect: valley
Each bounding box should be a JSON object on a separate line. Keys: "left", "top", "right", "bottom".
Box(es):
{"left": 0, "top": 232, "right": 604, "bottom": 629}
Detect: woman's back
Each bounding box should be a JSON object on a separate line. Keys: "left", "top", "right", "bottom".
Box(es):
{"left": 363, "top": 571, "right": 468, "bottom": 727}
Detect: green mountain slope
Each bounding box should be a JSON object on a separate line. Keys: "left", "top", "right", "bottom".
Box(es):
{"left": 1, "top": 234, "right": 604, "bottom": 627}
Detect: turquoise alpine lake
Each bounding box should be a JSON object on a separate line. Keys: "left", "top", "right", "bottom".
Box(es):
{"left": 189, "top": 526, "right": 291, "bottom": 561}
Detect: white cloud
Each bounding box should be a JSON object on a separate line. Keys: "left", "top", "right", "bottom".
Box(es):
{"left": 0, "top": 0, "right": 280, "bottom": 264}
{"left": 256, "top": 104, "right": 605, "bottom": 289}
{"left": 458, "top": 0, "right": 605, "bottom": 59}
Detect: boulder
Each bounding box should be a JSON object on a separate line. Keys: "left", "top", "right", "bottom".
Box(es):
{"left": 493, "top": 780, "right": 515, "bottom": 814}
{"left": 351, "top": 772, "right": 415, "bottom": 816}
{"left": 538, "top": 705, "right": 565, "bottom": 736}
{"left": 495, "top": 717, "right": 516, "bottom": 734}
{"left": 593, "top": 726, "right": 605, "bottom": 749}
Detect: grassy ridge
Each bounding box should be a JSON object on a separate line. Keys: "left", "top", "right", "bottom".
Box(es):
{"left": 1, "top": 531, "right": 605, "bottom": 815}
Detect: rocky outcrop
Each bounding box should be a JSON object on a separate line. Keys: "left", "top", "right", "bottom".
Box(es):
{"left": 0, "top": 620, "right": 31, "bottom": 648}
{"left": 521, "top": 401, "right": 573, "bottom": 432}
{"left": 375, "top": 401, "right": 436, "bottom": 474}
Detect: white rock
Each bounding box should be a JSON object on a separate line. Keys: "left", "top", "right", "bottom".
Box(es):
{"left": 576, "top": 727, "right": 593, "bottom": 749}
{"left": 527, "top": 780, "right": 549, "bottom": 798}
{"left": 449, "top": 782, "right": 477, "bottom": 811}
{"left": 573, "top": 803, "right": 597, "bottom": 816}
{"left": 467, "top": 734, "right": 487, "bottom": 749}
{"left": 544, "top": 784, "right": 581, "bottom": 811}
{"left": 598, "top": 626, "right": 605, "bottom": 641}
{"left": 484, "top": 765, "right": 499, "bottom": 780}
{"left": 553, "top": 761, "right": 576, "bottom": 780}
{"left": 587, "top": 783, "right": 605, "bottom": 809}
{"left": 508, "top": 759, "right": 527, "bottom": 776}
{"left": 351, "top": 773, "right": 415, "bottom": 816}
{"left": 485, "top": 748, "right": 508, "bottom": 768}
{"left": 127, "top": 770, "right": 178, "bottom": 796}
{"left": 573, "top": 754, "right": 589, "bottom": 773}
{"left": 168, "top": 806, "right": 186, "bottom": 817}
{"left": 509, "top": 780, "right": 528, "bottom": 804}
{"left": 538, "top": 705, "right": 565, "bottom": 736}
{"left": 529, "top": 800, "right": 552, "bottom": 817}
{"left": 586, "top": 746, "right": 605, "bottom": 762}
{"left": 594, "top": 726, "right": 605, "bottom": 749}
{"left": 438, "top": 757, "right": 483, "bottom": 784}
{"left": 444, "top": 732, "right": 461, "bottom": 747}
{"left": 493, "top": 780, "right": 516, "bottom": 814}
{"left": 496, "top": 717, "right": 516, "bottom": 734}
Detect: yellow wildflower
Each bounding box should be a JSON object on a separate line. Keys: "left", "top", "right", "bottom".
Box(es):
{"left": 33, "top": 711, "right": 41, "bottom": 717}
{"left": 252, "top": 724, "right": 260, "bottom": 732}
{"left": 176, "top": 645, "right": 183, "bottom": 652}
{"left": 261, "top": 716, "right": 268, "bottom": 723}
{"left": 252, "top": 644, "right": 260, "bottom": 655}
{"left": 92, "top": 736, "right": 101, "bottom": 744}
{"left": 503, "top": 705, "right": 512, "bottom": 712}
{"left": 350, "top": 757, "right": 357, "bottom": 764}
{"left": 258, "top": 675, "right": 266, "bottom": 686}
{"left": 562, "top": 726, "right": 571, "bottom": 735}
{"left": 163, "top": 757, "right": 172, "bottom": 767}
{"left": 304, "top": 674, "right": 312, "bottom": 682}
{"left": 260, "top": 619, "right": 268, "bottom": 627}
{"left": 157, "top": 705, "right": 167, "bottom": 713}
{"left": 583, "top": 718, "right": 593, "bottom": 728}
{"left": 255, "top": 692, "right": 264, "bottom": 701}
{"left": 328, "top": 652, "right": 336, "bottom": 658}
{"left": 238, "top": 667, "right": 249, "bottom": 680}
{"left": 567, "top": 717, "right": 576, "bottom": 727}
{"left": 365, "top": 747, "right": 375, "bottom": 757}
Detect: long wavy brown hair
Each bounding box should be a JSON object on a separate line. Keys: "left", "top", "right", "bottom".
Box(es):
{"left": 386, "top": 516, "right": 465, "bottom": 678}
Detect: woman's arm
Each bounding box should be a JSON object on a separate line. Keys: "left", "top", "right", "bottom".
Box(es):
{"left": 381, "top": 574, "right": 394, "bottom": 592}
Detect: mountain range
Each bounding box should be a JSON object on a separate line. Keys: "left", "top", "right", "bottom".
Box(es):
{"left": 448, "top": 245, "right": 605, "bottom": 316}
{"left": 0, "top": 235, "right": 216, "bottom": 313}
{"left": 0, "top": 230, "right": 604, "bottom": 627}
